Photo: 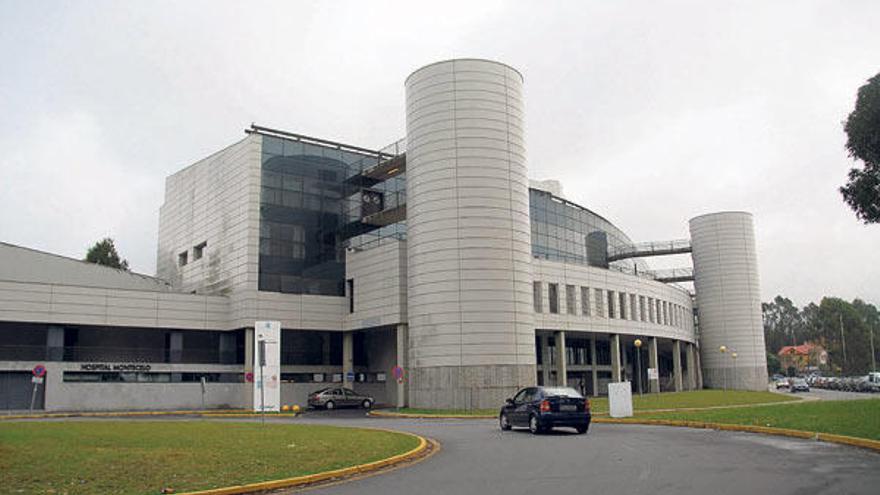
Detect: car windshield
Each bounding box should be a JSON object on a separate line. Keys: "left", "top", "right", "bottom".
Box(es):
{"left": 541, "top": 387, "right": 583, "bottom": 398}
{"left": 792, "top": 379, "right": 807, "bottom": 385}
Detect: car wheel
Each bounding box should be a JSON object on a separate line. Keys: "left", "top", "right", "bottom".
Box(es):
{"left": 529, "top": 415, "right": 542, "bottom": 435}
{"left": 362, "top": 399, "right": 372, "bottom": 409}
{"left": 325, "top": 400, "right": 335, "bottom": 410}
{"left": 576, "top": 425, "right": 589, "bottom": 435}
{"left": 499, "top": 413, "right": 512, "bottom": 431}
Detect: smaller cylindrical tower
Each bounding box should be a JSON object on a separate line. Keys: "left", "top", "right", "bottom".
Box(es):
{"left": 689, "top": 211, "right": 767, "bottom": 390}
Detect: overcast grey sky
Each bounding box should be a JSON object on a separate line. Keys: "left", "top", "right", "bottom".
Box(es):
{"left": 1, "top": 0, "right": 877, "bottom": 307}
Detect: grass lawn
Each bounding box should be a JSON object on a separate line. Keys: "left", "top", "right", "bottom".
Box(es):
{"left": 636, "top": 399, "right": 880, "bottom": 441}
{"left": 395, "top": 390, "right": 798, "bottom": 417}
{"left": 0, "top": 421, "right": 420, "bottom": 495}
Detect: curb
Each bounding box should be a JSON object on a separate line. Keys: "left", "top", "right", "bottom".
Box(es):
{"left": 368, "top": 396, "right": 807, "bottom": 420}
{"left": 0, "top": 410, "right": 305, "bottom": 421}
{"left": 0, "top": 410, "right": 238, "bottom": 420}
{"left": 176, "top": 431, "right": 435, "bottom": 495}
{"left": 591, "top": 418, "right": 880, "bottom": 453}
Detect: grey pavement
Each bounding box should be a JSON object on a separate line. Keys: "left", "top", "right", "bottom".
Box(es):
{"left": 778, "top": 387, "right": 880, "bottom": 401}
{"left": 285, "top": 410, "right": 880, "bottom": 495}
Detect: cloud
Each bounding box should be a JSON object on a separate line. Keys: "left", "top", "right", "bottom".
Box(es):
{"left": 0, "top": 0, "right": 878, "bottom": 307}
{"left": 0, "top": 111, "right": 159, "bottom": 271}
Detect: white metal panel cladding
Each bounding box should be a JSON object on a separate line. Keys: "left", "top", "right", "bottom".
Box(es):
{"left": 405, "top": 59, "right": 535, "bottom": 370}
{"left": 689, "top": 212, "right": 767, "bottom": 390}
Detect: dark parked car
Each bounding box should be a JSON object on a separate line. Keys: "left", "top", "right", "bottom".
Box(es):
{"left": 499, "top": 386, "right": 591, "bottom": 435}
{"left": 789, "top": 378, "right": 810, "bottom": 393}
{"left": 308, "top": 387, "right": 374, "bottom": 410}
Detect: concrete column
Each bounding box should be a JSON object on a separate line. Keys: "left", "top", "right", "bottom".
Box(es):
{"left": 610, "top": 334, "right": 621, "bottom": 383}
{"left": 219, "top": 332, "right": 236, "bottom": 365}
{"left": 686, "top": 343, "right": 697, "bottom": 390}
{"left": 540, "top": 333, "right": 551, "bottom": 386}
{"left": 695, "top": 346, "right": 704, "bottom": 389}
{"left": 405, "top": 59, "right": 535, "bottom": 408}
{"left": 555, "top": 331, "right": 567, "bottom": 386}
{"left": 243, "top": 327, "right": 254, "bottom": 408}
{"left": 690, "top": 212, "right": 767, "bottom": 390}
{"left": 590, "top": 334, "right": 599, "bottom": 397}
{"left": 322, "top": 332, "right": 332, "bottom": 365}
{"left": 47, "top": 326, "right": 64, "bottom": 361}
{"left": 649, "top": 337, "right": 659, "bottom": 393}
{"left": 396, "top": 324, "right": 408, "bottom": 408}
{"left": 168, "top": 331, "right": 183, "bottom": 364}
{"left": 673, "top": 340, "right": 683, "bottom": 392}
{"left": 343, "top": 331, "right": 354, "bottom": 386}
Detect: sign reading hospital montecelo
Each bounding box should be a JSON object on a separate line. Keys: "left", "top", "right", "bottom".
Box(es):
{"left": 253, "top": 321, "right": 281, "bottom": 412}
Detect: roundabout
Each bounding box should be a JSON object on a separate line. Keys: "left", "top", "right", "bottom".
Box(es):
{"left": 2, "top": 409, "right": 878, "bottom": 495}
{"left": 293, "top": 410, "right": 879, "bottom": 495}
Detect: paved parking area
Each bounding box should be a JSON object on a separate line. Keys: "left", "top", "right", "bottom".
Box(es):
{"left": 288, "top": 410, "right": 879, "bottom": 495}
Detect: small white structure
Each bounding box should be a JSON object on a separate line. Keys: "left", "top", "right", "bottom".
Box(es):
{"left": 608, "top": 381, "right": 633, "bottom": 418}
{"left": 253, "top": 321, "right": 281, "bottom": 412}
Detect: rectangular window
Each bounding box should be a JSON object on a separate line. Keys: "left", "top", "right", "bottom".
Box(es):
{"left": 594, "top": 288, "right": 605, "bottom": 317}
{"left": 630, "top": 294, "right": 637, "bottom": 320}
{"left": 347, "top": 279, "right": 354, "bottom": 313}
{"left": 580, "top": 286, "right": 590, "bottom": 316}
{"left": 619, "top": 292, "right": 627, "bottom": 320}
{"left": 193, "top": 241, "right": 207, "bottom": 261}
{"left": 648, "top": 297, "right": 655, "bottom": 323}
{"left": 607, "top": 290, "right": 616, "bottom": 319}
{"left": 178, "top": 251, "right": 188, "bottom": 267}
{"left": 639, "top": 296, "right": 646, "bottom": 322}
{"left": 566, "top": 285, "right": 576, "bottom": 315}
{"left": 548, "top": 283, "right": 559, "bottom": 314}
{"left": 533, "top": 282, "right": 543, "bottom": 313}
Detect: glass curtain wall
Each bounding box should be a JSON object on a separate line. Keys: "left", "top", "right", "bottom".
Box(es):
{"left": 529, "top": 188, "right": 649, "bottom": 272}
{"left": 259, "top": 135, "right": 406, "bottom": 296}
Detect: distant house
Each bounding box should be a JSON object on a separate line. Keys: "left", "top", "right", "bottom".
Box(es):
{"left": 778, "top": 343, "right": 828, "bottom": 373}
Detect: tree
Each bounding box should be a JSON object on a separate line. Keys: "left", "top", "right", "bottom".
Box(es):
{"left": 84, "top": 238, "right": 129, "bottom": 271}
{"left": 766, "top": 353, "right": 781, "bottom": 376}
{"left": 840, "top": 72, "right": 880, "bottom": 223}
{"left": 762, "top": 295, "right": 803, "bottom": 353}
{"left": 817, "top": 297, "right": 872, "bottom": 375}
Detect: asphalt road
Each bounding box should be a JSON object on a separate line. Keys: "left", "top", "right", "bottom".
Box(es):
{"left": 290, "top": 409, "right": 880, "bottom": 495}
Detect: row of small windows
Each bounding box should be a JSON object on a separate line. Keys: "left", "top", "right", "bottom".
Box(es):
{"left": 178, "top": 241, "right": 207, "bottom": 267}
{"left": 532, "top": 281, "right": 690, "bottom": 329}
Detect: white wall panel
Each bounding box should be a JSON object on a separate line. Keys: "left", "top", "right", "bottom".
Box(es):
{"left": 690, "top": 212, "right": 767, "bottom": 390}
{"left": 405, "top": 59, "right": 535, "bottom": 403}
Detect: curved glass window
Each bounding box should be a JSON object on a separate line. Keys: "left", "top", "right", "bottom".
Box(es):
{"left": 529, "top": 189, "right": 648, "bottom": 272}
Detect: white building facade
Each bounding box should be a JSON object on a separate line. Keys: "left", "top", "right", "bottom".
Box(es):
{"left": 0, "top": 59, "right": 766, "bottom": 411}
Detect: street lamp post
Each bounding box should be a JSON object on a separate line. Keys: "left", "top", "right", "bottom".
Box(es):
{"left": 719, "top": 345, "right": 727, "bottom": 391}
{"left": 634, "top": 339, "right": 643, "bottom": 396}
{"left": 731, "top": 350, "right": 738, "bottom": 390}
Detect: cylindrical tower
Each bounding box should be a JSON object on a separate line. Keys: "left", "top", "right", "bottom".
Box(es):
{"left": 405, "top": 59, "right": 535, "bottom": 408}
{"left": 689, "top": 211, "right": 767, "bottom": 391}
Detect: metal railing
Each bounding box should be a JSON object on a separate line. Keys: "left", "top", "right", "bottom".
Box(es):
{"left": 378, "top": 137, "right": 406, "bottom": 158}
{"left": 644, "top": 267, "right": 695, "bottom": 283}
{"left": 607, "top": 239, "right": 692, "bottom": 261}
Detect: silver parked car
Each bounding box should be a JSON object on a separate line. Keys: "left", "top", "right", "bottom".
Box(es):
{"left": 308, "top": 387, "right": 374, "bottom": 410}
